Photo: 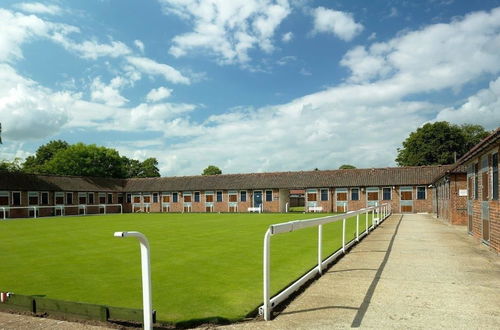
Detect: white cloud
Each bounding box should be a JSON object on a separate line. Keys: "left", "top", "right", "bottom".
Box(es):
{"left": 276, "top": 55, "right": 296, "bottom": 66}
{"left": 14, "top": 2, "right": 62, "bottom": 15}
{"left": 159, "top": 0, "right": 291, "bottom": 65}
{"left": 282, "top": 31, "right": 293, "bottom": 43}
{"left": 51, "top": 34, "right": 132, "bottom": 60}
{"left": 134, "top": 39, "right": 145, "bottom": 53}
{"left": 311, "top": 7, "right": 363, "bottom": 41}
{"left": 146, "top": 87, "right": 173, "bottom": 102}
{"left": 435, "top": 76, "right": 500, "bottom": 130}
{"left": 341, "top": 7, "right": 500, "bottom": 88}
{"left": 0, "top": 64, "right": 69, "bottom": 141}
{"left": 0, "top": 8, "right": 51, "bottom": 62}
{"left": 126, "top": 56, "right": 190, "bottom": 84}
{"left": 90, "top": 76, "right": 129, "bottom": 107}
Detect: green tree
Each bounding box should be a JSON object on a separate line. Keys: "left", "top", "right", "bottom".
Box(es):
{"left": 339, "top": 164, "right": 356, "bottom": 169}
{"left": 23, "top": 140, "right": 69, "bottom": 174}
{"left": 0, "top": 158, "right": 22, "bottom": 173}
{"left": 140, "top": 157, "right": 161, "bottom": 177}
{"left": 396, "top": 122, "right": 489, "bottom": 166}
{"left": 202, "top": 165, "right": 222, "bottom": 175}
{"left": 122, "top": 157, "right": 161, "bottom": 178}
{"left": 43, "top": 143, "right": 127, "bottom": 178}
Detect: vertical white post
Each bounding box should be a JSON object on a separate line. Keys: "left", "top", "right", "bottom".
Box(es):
{"left": 366, "top": 210, "right": 369, "bottom": 233}
{"left": 371, "top": 209, "right": 374, "bottom": 229}
{"left": 263, "top": 229, "right": 272, "bottom": 321}
{"left": 114, "top": 231, "right": 153, "bottom": 330}
{"left": 2, "top": 207, "right": 6, "bottom": 220}
{"left": 356, "top": 214, "right": 359, "bottom": 242}
{"left": 342, "top": 217, "right": 346, "bottom": 253}
{"left": 318, "top": 224, "right": 323, "bottom": 275}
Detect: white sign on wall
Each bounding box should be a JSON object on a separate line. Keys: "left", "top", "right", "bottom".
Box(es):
{"left": 458, "top": 189, "right": 468, "bottom": 196}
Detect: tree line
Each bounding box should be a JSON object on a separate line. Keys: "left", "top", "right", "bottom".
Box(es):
{"left": 0, "top": 140, "right": 160, "bottom": 178}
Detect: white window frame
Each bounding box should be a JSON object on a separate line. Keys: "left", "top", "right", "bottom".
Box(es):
{"left": 382, "top": 187, "right": 392, "bottom": 201}
{"left": 28, "top": 191, "right": 39, "bottom": 206}
{"left": 98, "top": 192, "right": 106, "bottom": 204}
{"left": 320, "top": 188, "right": 329, "bottom": 201}
{"left": 78, "top": 192, "right": 87, "bottom": 205}
{"left": 350, "top": 188, "right": 359, "bottom": 201}
{"left": 88, "top": 192, "right": 95, "bottom": 204}
{"left": 0, "top": 191, "right": 9, "bottom": 205}
{"left": 265, "top": 190, "right": 273, "bottom": 202}
{"left": 194, "top": 191, "right": 201, "bottom": 202}
{"left": 12, "top": 191, "right": 22, "bottom": 206}
{"left": 66, "top": 192, "right": 73, "bottom": 205}
{"left": 228, "top": 190, "right": 238, "bottom": 203}
{"left": 216, "top": 190, "right": 223, "bottom": 202}
{"left": 417, "top": 186, "right": 426, "bottom": 200}
{"left": 205, "top": 191, "right": 214, "bottom": 203}
{"left": 240, "top": 190, "right": 247, "bottom": 202}
{"left": 55, "top": 192, "right": 64, "bottom": 205}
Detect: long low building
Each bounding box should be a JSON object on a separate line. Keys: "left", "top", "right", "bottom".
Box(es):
{"left": 0, "top": 165, "right": 450, "bottom": 218}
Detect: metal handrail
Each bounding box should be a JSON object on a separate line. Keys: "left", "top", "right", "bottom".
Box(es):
{"left": 260, "top": 203, "right": 391, "bottom": 320}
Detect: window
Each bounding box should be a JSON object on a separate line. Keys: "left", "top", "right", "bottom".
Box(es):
{"left": 382, "top": 188, "right": 391, "bottom": 200}
{"left": 493, "top": 153, "right": 498, "bottom": 200}
{"left": 162, "top": 193, "right": 170, "bottom": 203}
{"left": 265, "top": 190, "right": 272, "bottom": 202}
{"left": 351, "top": 188, "right": 359, "bottom": 201}
{"left": 184, "top": 192, "right": 192, "bottom": 202}
{"left": 126, "top": 193, "right": 131, "bottom": 203}
{"left": 107, "top": 193, "right": 113, "bottom": 204}
{"left": 28, "top": 192, "right": 39, "bottom": 205}
{"left": 99, "top": 193, "right": 106, "bottom": 204}
{"left": 474, "top": 163, "right": 479, "bottom": 200}
{"left": 173, "top": 192, "right": 178, "bottom": 203}
{"left": 320, "top": 189, "right": 328, "bottom": 201}
{"left": 400, "top": 187, "right": 413, "bottom": 200}
{"left": 153, "top": 193, "right": 158, "bottom": 203}
{"left": 55, "top": 192, "right": 64, "bottom": 205}
{"left": 216, "top": 191, "right": 223, "bottom": 202}
{"left": 143, "top": 195, "right": 151, "bottom": 203}
{"left": 228, "top": 191, "right": 238, "bottom": 202}
{"left": 88, "top": 193, "right": 95, "bottom": 204}
{"left": 78, "top": 193, "right": 87, "bottom": 205}
{"left": 12, "top": 192, "right": 21, "bottom": 206}
{"left": 117, "top": 194, "right": 124, "bottom": 204}
{"left": 417, "top": 187, "right": 426, "bottom": 200}
{"left": 66, "top": 192, "right": 73, "bottom": 205}
{"left": 0, "top": 191, "right": 9, "bottom": 205}
{"left": 336, "top": 189, "right": 347, "bottom": 201}
{"left": 367, "top": 188, "right": 379, "bottom": 201}
{"left": 194, "top": 191, "right": 200, "bottom": 202}
{"left": 240, "top": 191, "right": 247, "bottom": 202}
{"left": 41, "top": 192, "right": 49, "bottom": 205}
{"left": 205, "top": 192, "right": 214, "bottom": 203}
{"left": 307, "top": 189, "right": 317, "bottom": 202}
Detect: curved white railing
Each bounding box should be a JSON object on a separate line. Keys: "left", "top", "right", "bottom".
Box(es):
{"left": 260, "top": 203, "right": 391, "bottom": 320}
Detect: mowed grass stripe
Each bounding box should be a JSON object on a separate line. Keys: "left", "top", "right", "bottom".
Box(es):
{"left": 0, "top": 212, "right": 373, "bottom": 323}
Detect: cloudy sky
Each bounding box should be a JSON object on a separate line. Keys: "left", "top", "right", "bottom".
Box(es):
{"left": 1, "top": 0, "right": 499, "bottom": 176}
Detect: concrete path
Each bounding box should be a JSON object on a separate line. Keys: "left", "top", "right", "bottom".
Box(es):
{"left": 221, "top": 213, "right": 500, "bottom": 329}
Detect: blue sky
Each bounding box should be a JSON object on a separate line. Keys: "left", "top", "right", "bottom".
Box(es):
{"left": 1, "top": 0, "right": 499, "bottom": 176}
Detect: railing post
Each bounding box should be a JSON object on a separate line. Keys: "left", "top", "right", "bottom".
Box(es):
{"left": 342, "top": 217, "right": 346, "bottom": 253}
{"left": 366, "top": 209, "right": 369, "bottom": 233}
{"left": 2, "top": 207, "right": 6, "bottom": 220}
{"left": 318, "top": 224, "right": 323, "bottom": 275}
{"left": 263, "top": 229, "right": 272, "bottom": 321}
{"left": 371, "top": 209, "right": 374, "bottom": 229}
{"left": 356, "top": 214, "right": 359, "bottom": 242}
{"left": 113, "top": 231, "right": 153, "bottom": 330}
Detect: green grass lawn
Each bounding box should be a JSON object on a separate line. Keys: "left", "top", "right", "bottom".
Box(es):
{"left": 0, "top": 212, "right": 373, "bottom": 324}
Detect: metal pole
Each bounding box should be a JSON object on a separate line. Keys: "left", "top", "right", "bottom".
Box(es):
{"left": 114, "top": 231, "right": 153, "bottom": 330}
{"left": 263, "top": 229, "right": 272, "bottom": 321}
{"left": 356, "top": 214, "right": 359, "bottom": 241}
{"left": 371, "top": 209, "right": 374, "bottom": 229}
{"left": 366, "top": 210, "right": 369, "bottom": 233}
{"left": 342, "top": 217, "right": 346, "bottom": 253}
{"left": 2, "top": 207, "right": 5, "bottom": 220}
{"left": 318, "top": 224, "right": 323, "bottom": 275}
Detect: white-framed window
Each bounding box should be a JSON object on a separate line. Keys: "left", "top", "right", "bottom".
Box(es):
{"left": 162, "top": 192, "right": 171, "bottom": 203}
{"left": 240, "top": 190, "right": 247, "bottom": 202}
{"left": 66, "top": 192, "right": 73, "bottom": 205}
{"left": 306, "top": 189, "right": 318, "bottom": 202}
{"left": 417, "top": 186, "right": 426, "bottom": 200}
{"left": 183, "top": 191, "right": 192, "bottom": 203}
{"left": 12, "top": 191, "right": 21, "bottom": 206}
{"left": 55, "top": 192, "right": 64, "bottom": 205}
{"left": 99, "top": 193, "right": 106, "bottom": 204}
{"left": 382, "top": 187, "right": 391, "bottom": 200}
{"left": 320, "top": 189, "right": 329, "bottom": 201}
{"left": 350, "top": 188, "right": 359, "bottom": 201}
{"left": 205, "top": 191, "right": 214, "bottom": 203}
{"left": 0, "top": 191, "right": 9, "bottom": 205}
{"left": 335, "top": 188, "right": 347, "bottom": 201}
{"left": 28, "top": 191, "right": 39, "bottom": 205}
{"left": 216, "top": 191, "right": 223, "bottom": 202}
{"left": 88, "top": 192, "right": 95, "bottom": 204}
{"left": 194, "top": 191, "right": 200, "bottom": 202}
{"left": 40, "top": 192, "right": 49, "bottom": 205}
{"left": 265, "top": 190, "right": 273, "bottom": 202}
{"left": 78, "top": 192, "right": 87, "bottom": 205}
{"left": 228, "top": 190, "right": 238, "bottom": 202}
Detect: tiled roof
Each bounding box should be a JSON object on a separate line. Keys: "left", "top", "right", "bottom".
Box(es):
{"left": 123, "top": 165, "right": 451, "bottom": 192}
{"left": 0, "top": 165, "right": 451, "bottom": 192}
{"left": 0, "top": 172, "right": 125, "bottom": 192}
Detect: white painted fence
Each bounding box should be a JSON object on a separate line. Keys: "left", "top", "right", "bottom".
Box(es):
{"left": 260, "top": 203, "right": 391, "bottom": 320}
{"left": 0, "top": 204, "right": 123, "bottom": 219}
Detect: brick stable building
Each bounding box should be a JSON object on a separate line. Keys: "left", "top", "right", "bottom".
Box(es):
{"left": 0, "top": 165, "right": 448, "bottom": 219}
{"left": 431, "top": 128, "right": 499, "bottom": 253}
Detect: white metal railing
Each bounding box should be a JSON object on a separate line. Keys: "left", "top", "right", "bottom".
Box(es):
{"left": 0, "top": 204, "right": 122, "bottom": 219}
{"left": 248, "top": 204, "right": 263, "bottom": 213}
{"left": 260, "top": 203, "right": 391, "bottom": 320}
